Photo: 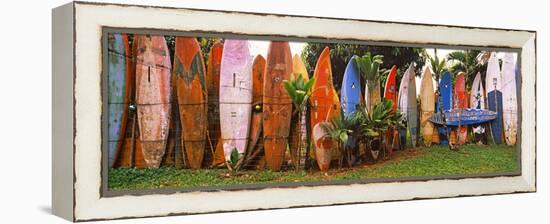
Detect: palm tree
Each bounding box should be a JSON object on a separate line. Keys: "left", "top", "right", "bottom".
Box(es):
{"left": 355, "top": 53, "right": 384, "bottom": 114}
{"left": 447, "top": 50, "right": 488, "bottom": 89}
{"left": 283, "top": 73, "right": 315, "bottom": 170}
{"left": 423, "top": 50, "right": 448, "bottom": 83}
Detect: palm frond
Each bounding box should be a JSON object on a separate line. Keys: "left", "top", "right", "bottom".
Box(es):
{"left": 283, "top": 73, "right": 315, "bottom": 108}
{"left": 355, "top": 52, "right": 384, "bottom": 83}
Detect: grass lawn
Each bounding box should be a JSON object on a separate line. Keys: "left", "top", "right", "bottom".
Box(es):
{"left": 108, "top": 144, "right": 519, "bottom": 190}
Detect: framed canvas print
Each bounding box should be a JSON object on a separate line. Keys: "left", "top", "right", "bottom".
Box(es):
{"left": 52, "top": 1, "right": 537, "bottom": 222}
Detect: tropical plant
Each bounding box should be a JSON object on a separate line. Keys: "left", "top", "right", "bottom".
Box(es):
{"left": 355, "top": 53, "right": 384, "bottom": 87}
{"left": 226, "top": 147, "right": 243, "bottom": 172}
{"left": 321, "top": 113, "right": 362, "bottom": 168}
{"left": 357, "top": 100, "right": 404, "bottom": 161}
{"left": 283, "top": 73, "right": 315, "bottom": 170}
{"left": 284, "top": 73, "right": 315, "bottom": 109}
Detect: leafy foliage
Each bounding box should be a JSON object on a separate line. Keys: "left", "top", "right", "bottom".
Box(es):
{"left": 422, "top": 50, "right": 448, "bottom": 83}
{"left": 320, "top": 113, "right": 363, "bottom": 167}
{"left": 230, "top": 148, "right": 239, "bottom": 165}
{"left": 284, "top": 73, "right": 315, "bottom": 170}
{"left": 446, "top": 50, "right": 488, "bottom": 89}
{"left": 357, "top": 100, "right": 403, "bottom": 139}
{"left": 354, "top": 53, "right": 384, "bottom": 89}
{"left": 321, "top": 114, "right": 362, "bottom": 146}
{"left": 301, "top": 43, "right": 426, "bottom": 92}
{"left": 283, "top": 73, "right": 315, "bottom": 109}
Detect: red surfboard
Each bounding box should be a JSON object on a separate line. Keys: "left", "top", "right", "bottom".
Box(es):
{"left": 263, "top": 41, "right": 293, "bottom": 171}
{"left": 454, "top": 72, "right": 468, "bottom": 145}
{"left": 384, "top": 65, "right": 398, "bottom": 112}
{"left": 173, "top": 37, "right": 208, "bottom": 169}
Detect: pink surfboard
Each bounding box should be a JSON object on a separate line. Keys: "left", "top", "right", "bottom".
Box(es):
{"left": 219, "top": 40, "right": 253, "bottom": 162}
{"left": 135, "top": 35, "right": 172, "bottom": 168}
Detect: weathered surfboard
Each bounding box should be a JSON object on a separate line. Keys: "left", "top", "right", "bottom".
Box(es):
{"left": 486, "top": 52, "right": 504, "bottom": 144}
{"left": 437, "top": 71, "right": 453, "bottom": 145}
{"left": 502, "top": 53, "right": 517, "bottom": 145}
{"left": 397, "top": 64, "right": 411, "bottom": 148}
{"left": 108, "top": 33, "right": 131, "bottom": 167}
{"left": 312, "top": 122, "right": 335, "bottom": 171}
{"left": 407, "top": 65, "right": 418, "bottom": 148}
{"left": 135, "top": 35, "right": 172, "bottom": 168}
{"left": 115, "top": 35, "right": 146, "bottom": 168}
{"left": 471, "top": 72, "right": 485, "bottom": 110}
{"left": 310, "top": 47, "right": 341, "bottom": 169}
{"left": 365, "top": 77, "right": 381, "bottom": 115}
{"left": 219, "top": 40, "right": 253, "bottom": 163}
{"left": 173, "top": 37, "right": 208, "bottom": 169}
{"left": 470, "top": 72, "right": 486, "bottom": 144}
{"left": 263, "top": 41, "right": 293, "bottom": 171}
{"left": 420, "top": 66, "right": 435, "bottom": 146}
{"left": 246, "top": 55, "right": 265, "bottom": 166}
{"left": 454, "top": 72, "right": 468, "bottom": 145}
{"left": 206, "top": 41, "right": 224, "bottom": 166}
{"left": 341, "top": 55, "right": 362, "bottom": 117}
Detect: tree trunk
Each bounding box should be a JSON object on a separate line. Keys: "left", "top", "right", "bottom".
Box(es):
{"left": 290, "top": 106, "right": 308, "bottom": 171}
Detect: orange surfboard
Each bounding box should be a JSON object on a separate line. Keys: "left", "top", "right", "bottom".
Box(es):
{"left": 310, "top": 47, "right": 341, "bottom": 171}
{"left": 247, "top": 55, "right": 266, "bottom": 164}
{"left": 173, "top": 37, "right": 208, "bottom": 169}
{"left": 263, "top": 41, "right": 293, "bottom": 171}
{"left": 206, "top": 41, "right": 224, "bottom": 167}
{"left": 135, "top": 35, "right": 172, "bottom": 168}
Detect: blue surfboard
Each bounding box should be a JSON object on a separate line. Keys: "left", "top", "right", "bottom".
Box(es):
{"left": 437, "top": 71, "right": 452, "bottom": 145}
{"left": 341, "top": 56, "right": 362, "bottom": 149}
{"left": 487, "top": 91, "right": 503, "bottom": 144}
{"left": 341, "top": 55, "right": 362, "bottom": 117}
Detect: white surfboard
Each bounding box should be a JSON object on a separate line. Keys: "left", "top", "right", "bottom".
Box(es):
{"left": 470, "top": 72, "right": 485, "bottom": 110}
{"left": 501, "top": 53, "right": 517, "bottom": 145}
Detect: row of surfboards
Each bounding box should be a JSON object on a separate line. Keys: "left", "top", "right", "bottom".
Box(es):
{"left": 402, "top": 52, "right": 518, "bottom": 147}
{"left": 341, "top": 51, "right": 517, "bottom": 151}
{"left": 107, "top": 33, "right": 518, "bottom": 171}
{"left": 108, "top": 34, "right": 339, "bottom": 171}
